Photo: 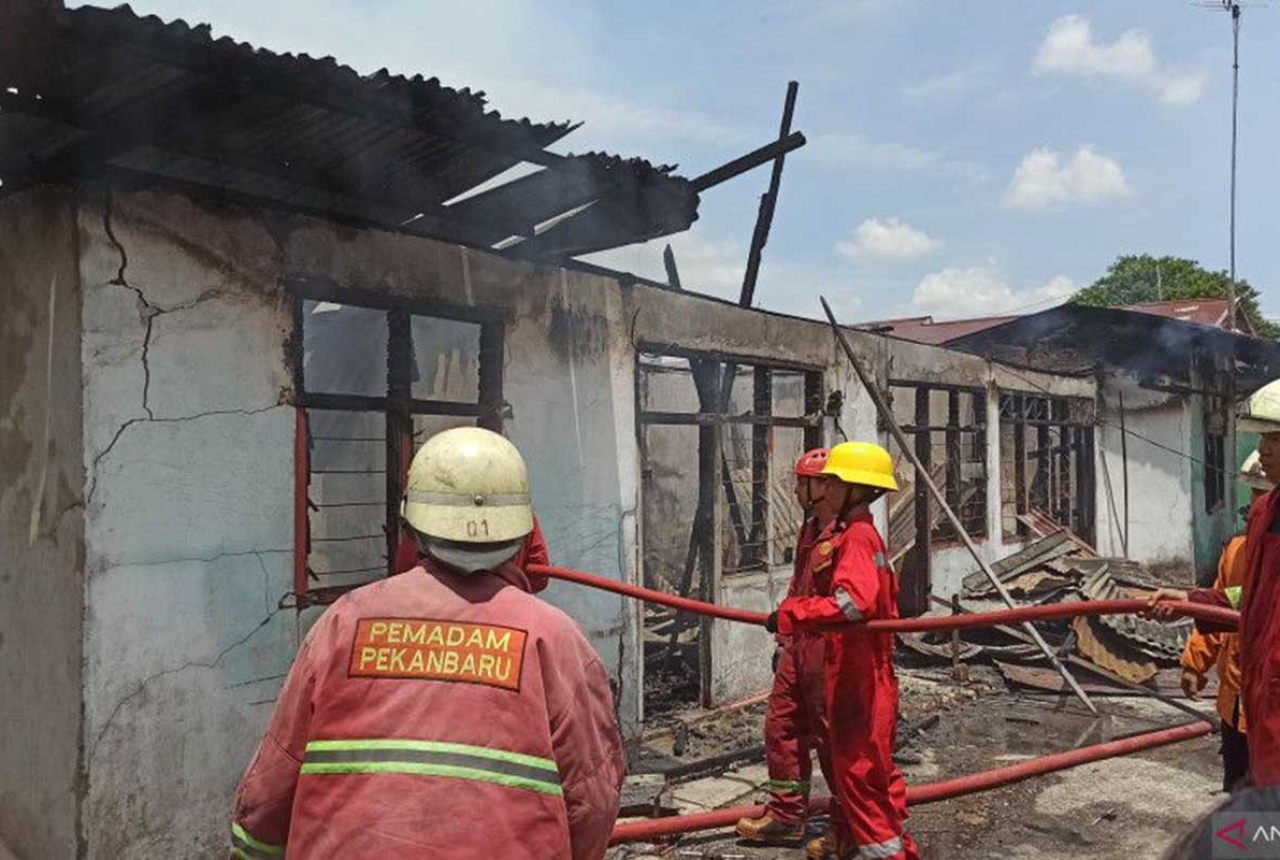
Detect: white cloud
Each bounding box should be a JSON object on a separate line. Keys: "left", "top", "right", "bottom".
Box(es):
{"left": 580, "top": 230, "right": 870, "bottom": 322}
{"left": 581, "top": 230, "right": 746, "bottom": 299}
{"left": 1003, "top": 146, "right": 1131, "bottom": 211}
{"left": 901, "top": 65, "right": 985, "bottom": 101}
{"left": 805, "top": 132, "right": 989, "bottom": 182}
{"left": 907, "top": 264, "right": 1077, "bottom": 318}
{"left": 836, "top": 217, "right": 939, "bottom": 262}
{"left": 486, "top": 79, "right": 752, "bottom": 155}
{"left": 1032, "top": 15, "right": 1207, "bottom": 106}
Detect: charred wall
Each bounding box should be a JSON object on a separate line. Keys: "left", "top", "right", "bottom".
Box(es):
{"left": 0, "top": 188, "right": 85, "bottom": 860}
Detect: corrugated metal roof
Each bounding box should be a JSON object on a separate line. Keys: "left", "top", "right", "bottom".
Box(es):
{"left": 1119, "top": 298, "right": 1256, "bottom": 335}
{"left": 854, "top": 314, "right": 1021, "bottom": 345}
{"left": 0, "top": 2, "right": 699, "bottom": 257}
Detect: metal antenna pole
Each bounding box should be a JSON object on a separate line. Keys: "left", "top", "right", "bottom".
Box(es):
{"left": 821, "top": 297, "right": 1098, "bottom": 714}
{"left": 1227, "top": 1, "right": 1241, "bottom": 331}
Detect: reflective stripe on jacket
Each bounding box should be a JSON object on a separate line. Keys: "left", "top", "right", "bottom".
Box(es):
{"left": 231, "top": 557, "right": 624, "bottom": 859}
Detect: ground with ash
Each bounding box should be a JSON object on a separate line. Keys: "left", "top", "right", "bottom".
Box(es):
{"left": 611, "top": 666, "right": 1222, "bottom": 859}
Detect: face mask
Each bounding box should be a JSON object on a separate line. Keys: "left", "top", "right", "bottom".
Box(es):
{"left": 423, "top": 537, "right": 522, "bottom": 574}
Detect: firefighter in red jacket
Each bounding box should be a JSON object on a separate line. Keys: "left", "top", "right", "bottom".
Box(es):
{"left": 230, "top": 427, "right": 625, "bottom": 859}
{"left": 767, "top": 441, "right": 919, "bottom": 860}
{"left": 1148, "top": 380, "right": 1280, "bottom": 788}
{"left": 737, "top": 448, "right": 846, "bottom": 857}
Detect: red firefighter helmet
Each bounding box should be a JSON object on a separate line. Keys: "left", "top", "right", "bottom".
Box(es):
{"left": 794, "top": 448, "right": 830, "bottom": 478}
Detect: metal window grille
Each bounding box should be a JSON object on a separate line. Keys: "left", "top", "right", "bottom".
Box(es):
{"left": 998, "top": 392, "right": 1096, "bottom": 542}
{"left": 288, "top": 280, "right": 504, "bottom": 609}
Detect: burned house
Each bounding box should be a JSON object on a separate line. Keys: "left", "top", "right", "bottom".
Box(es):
{"left": 941, "top": 304, "right": 1280, "bottom": 575}
{"left": 0, "top": 4, "right": 1148, "bottom": 858}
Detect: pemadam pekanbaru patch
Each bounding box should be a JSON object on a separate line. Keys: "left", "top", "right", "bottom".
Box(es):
{"left": 348, "top": 618, "right": 527, "bottom": 692}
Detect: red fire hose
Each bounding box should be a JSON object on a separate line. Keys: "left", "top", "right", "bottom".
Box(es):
{"left": 529, "top": 564, "right": 1239, "bottom": 633}
{"left": 528, "top": 564, "right": 1230, "bottom": 845}
{"left": 609, "top": 720, "right": 1213, "bottom": 844}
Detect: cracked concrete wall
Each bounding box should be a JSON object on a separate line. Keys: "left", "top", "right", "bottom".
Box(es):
{"left": 78, "top": 191, "right": 298, "bottom": 859}
{"left": 0, "top": 189, "right": 86, "bottom": 860}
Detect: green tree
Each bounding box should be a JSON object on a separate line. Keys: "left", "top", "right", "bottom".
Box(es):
{"left": 1071, "top": 254, "right": 1278, "bottom": 339}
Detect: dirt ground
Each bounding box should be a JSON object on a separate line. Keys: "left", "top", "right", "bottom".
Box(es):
{"left": 611, "top": 667, "right": 1224, "bottom": 859}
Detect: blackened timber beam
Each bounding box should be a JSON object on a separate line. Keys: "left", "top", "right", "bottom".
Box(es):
{"left": 749, "top": 366, "right": 772, "bottom": 565}
{"left": 713, "top": 83, "right": 800, "bottom": 420}
{"left": 663, "top": 244, "right": 682, "bottom": 289}
{"left": 386, "top": 309, "right": 413, "bottom": 571}
{"left": 300, "top": 391, "right": 481, "bottom": 416}
{"left": 639, "top": 411, "right": 816, "bottom": 428}
{"left": 739, "top": 82, "right": 798, "bottom": 309}
{"left": 1014, "top": 394, "right": 1028, "bottom": 537}
{"left": 478, "top": 322, "right": 506, "bottom": 432}
{"left": 945, "top": 390, "right": 962, "bottom": 519}
{"left": 803, "top": 372, "right": 823, "bottom": 451}
{"left": 906, "top": 387, "right": 932, "bottom": 617}
{"left": 689, "top": 131, "right": 806, "bottom": 193}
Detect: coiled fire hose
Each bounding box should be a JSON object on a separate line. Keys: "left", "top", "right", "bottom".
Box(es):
{"left": 526, "top": 564, "right": 1235, "bottom": 844}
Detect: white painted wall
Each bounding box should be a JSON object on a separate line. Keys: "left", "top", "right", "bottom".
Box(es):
{"left": 1093, "top": 380, "right": 1194, "bottom": 569}
{"left": 711, "top": 567, "right": 792, "bottom": 704}
{"left": 0, "top": 189, "right": 85, "bottom": 860}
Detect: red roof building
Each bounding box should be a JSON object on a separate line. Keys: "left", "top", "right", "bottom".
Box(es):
{"left": 859, "top": 298, "right": 1256, "bottom": 345}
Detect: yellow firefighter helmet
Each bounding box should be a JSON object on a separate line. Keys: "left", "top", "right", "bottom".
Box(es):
{"left": 820, "top": 441, "right": 899, "bottom": 492}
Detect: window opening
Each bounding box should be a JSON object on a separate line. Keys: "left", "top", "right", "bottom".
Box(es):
{"left": 1204, "top": 390, "right": 1228, "bottom": 513}
{"left": 292, "top": 292, "right": 503, "bottom": 608}
{"left": 998, "top": 392, "right": 1096, "bottom": 543}
{"left": 637, "top": 349, "right": 821, "bottom": 712}
{"left": 887, "top": 383, "right": 987, "bottom": 616}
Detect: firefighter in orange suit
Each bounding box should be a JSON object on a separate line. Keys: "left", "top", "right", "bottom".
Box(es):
{"left": 230, "top": 427, "right": 625, "bottom": 859}
{"left": 1178, "top": 451, "right": 1272, "bottom": 790}
{"left": 737, "top": 448, "right": 847, "bottom": 857}
{"left": 768, "top": 441, "right": 919, "bottom": 860}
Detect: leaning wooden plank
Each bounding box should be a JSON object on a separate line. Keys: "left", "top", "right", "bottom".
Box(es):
{"left": 960, "top": 531, "right": 1073, "bottom": 594}
{"left": 1022, "top": 508, "right": 1099, "bottom": 557}
{"left": 994, "top": 660, "right": 1170, "bottom": 697}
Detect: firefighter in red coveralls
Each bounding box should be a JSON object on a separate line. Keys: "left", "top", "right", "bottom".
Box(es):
{"left": 736, "top": 448, "right": 846, "bottom": 858}
{"left": 1147, "top": 379, "right": 1280, "bottom": 788}
{"left": 766, "top": 441, "right": 919, "bottom": 860}
{"left": 230, "top": 427, "right": 625, "bottom": 859}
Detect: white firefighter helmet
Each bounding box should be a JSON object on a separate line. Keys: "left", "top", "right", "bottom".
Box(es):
{"left": 1241, "top": 450, "right": 1273, "bottom": 492}
{"left": 1239, "top": 379, "right": 1280, "bottom": 434}
{"left": 401, "top": 427, "right": 534, "bottom": 543}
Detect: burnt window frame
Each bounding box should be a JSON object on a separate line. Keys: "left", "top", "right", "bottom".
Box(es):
{"left": 286, "top": 276, "right": 505, "bottom": 609}
{"left": 1204, "top": 390, "right": 1228, "bottom": 514}
{"left": 889, "top": 381, "right": 990, "bottom": 545}
{"left": 997, "top": 391, "right": 1096, "bottom": 544}
{"left": 636, "top": 346, "right": 824, "bottom": 579}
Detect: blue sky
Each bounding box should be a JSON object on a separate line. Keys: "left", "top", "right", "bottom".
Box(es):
{"left": 99, "top": 0, "right": 1280, "bottom": 324}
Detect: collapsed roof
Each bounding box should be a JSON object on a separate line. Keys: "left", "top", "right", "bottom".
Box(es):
{"left": 0, "top": 2, "right": 716, "bottom": 259}
{"left": 944, "top": 304, "right": 1280, "bottom": 395}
